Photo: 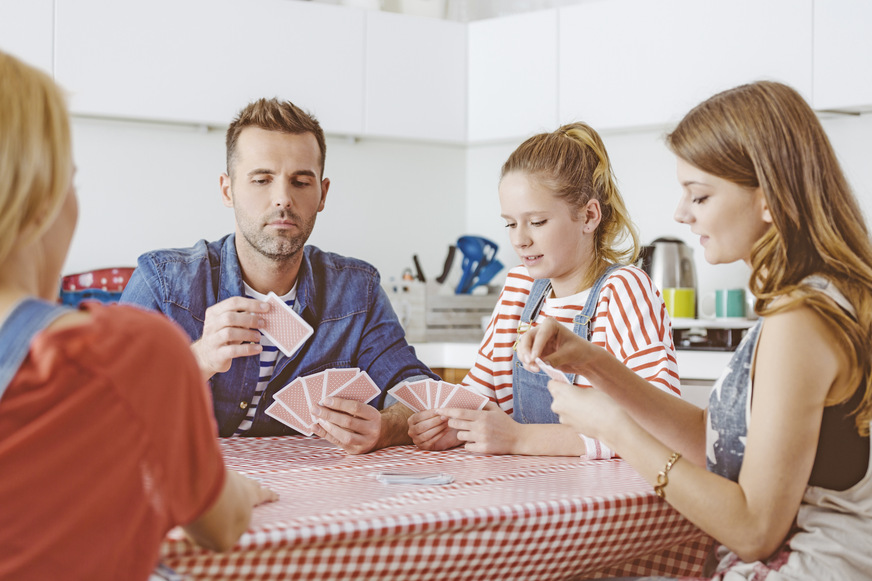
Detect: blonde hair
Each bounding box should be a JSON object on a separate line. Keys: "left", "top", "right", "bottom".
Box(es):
{"left": 667, "top": 81, "right": 872, "bottom": 435}
{"left": 501, "top": 122, "right": 640, "bottom": 289}
{"left": 0, "top": 51, "right": 73, "bottom": 266}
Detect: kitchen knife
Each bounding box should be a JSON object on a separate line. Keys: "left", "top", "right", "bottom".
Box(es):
{"left": 435, "top": 245, "right": 456, "bottom": 284}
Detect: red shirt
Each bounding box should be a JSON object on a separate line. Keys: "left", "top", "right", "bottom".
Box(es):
{"left": 0, "top": 303, "right": 225, "bottom": 580}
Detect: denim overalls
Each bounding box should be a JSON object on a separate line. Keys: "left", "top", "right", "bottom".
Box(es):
{"left": 0, "top": 299, "right": 71, "bottom": 400}
{"left": 512, "top": 265, "right": 620, "bottom": 423}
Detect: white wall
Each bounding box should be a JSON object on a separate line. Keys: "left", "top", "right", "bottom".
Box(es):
{"left": 465, "top": 113, "right": 872, "bottom": 301}
{"left": 66, "top": 118, "right": 468, "bottom": 285}
{"left": 68, "top": 110, "right": 872, "bottom": 299}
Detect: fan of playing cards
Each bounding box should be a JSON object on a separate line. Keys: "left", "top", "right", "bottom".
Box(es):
{"left": 388, "top": 379, "right": 488, "bottom": 413}
{"left": 266, "top": 368, "right": 381, "bottom": 436}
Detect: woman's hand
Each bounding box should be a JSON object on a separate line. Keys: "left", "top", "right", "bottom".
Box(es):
{"left": 437, "top": 402, "right": 524, "bottom": 455}
{"left": 515, "top": 317, "right": 598, "bottom": 376}
{"left": 408, "top": 409, "right": 463, "bottom": 450}
{"left": 547, "top": 381, "right": 626, "bottom": 444}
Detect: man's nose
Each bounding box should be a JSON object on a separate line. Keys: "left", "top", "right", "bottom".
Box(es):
{"left": 274, "top": 181, "right": 294, "bottom": 208}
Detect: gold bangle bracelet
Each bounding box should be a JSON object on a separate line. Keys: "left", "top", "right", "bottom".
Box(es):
{"left": 654, "top": 452, "right": 682, "bottom": 499}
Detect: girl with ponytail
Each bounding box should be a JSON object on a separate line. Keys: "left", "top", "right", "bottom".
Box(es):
{"left": 408, "top": 122, "right": 680, "bottom": 457}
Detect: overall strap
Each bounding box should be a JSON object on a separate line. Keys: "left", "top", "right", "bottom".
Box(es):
{"left": 573, "top": 264, "right": 622, "bottom": 341}
{"left": 0, "top": 298, "right": 72, "bottom": 400}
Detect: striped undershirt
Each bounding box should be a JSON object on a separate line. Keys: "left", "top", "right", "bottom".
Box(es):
{"left": 233, "top": 284, "right": 297, "bottom": 436}
{"left": 462, "top": 264, "right": 681, "bottom": 459}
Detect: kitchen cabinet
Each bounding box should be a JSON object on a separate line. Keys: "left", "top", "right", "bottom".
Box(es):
{"left": 0, "top": 0, "right": 54, "bottom": 75}
{"left": 364, "top": 11, "right": 467, "bottom": 143}
{"left": 54, "top": 0, "right": 366, "bottom": 134}
{"left": 467, "top": 9, "right": 558, "bottom": 143}
{"left": 558, "top": 0, "right": 813, "bottom": 130}
{"left": 813, "top": 0, "right": 872, "bottom": 112}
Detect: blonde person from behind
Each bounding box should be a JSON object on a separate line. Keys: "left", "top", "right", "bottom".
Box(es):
{"left": 408, "top": 122, "right": 680, "bottom": 457}
{"left": 0, "top": 51, "right": 277, "bottom": 580}
{"left": 520, "top": 81, "right": 872, "bottom": 579}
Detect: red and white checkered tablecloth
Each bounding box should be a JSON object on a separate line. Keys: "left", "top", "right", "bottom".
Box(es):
{"left": 161, "top": 437, "right": 713, "bottom": 580}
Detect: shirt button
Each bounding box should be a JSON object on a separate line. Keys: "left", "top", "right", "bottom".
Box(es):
{"left": 239, "top": 401, "right": 249, "bottom": 410}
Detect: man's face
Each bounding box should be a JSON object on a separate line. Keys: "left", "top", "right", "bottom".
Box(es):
{"left": 221, "top": 127, "right": 329, "bottom": 262}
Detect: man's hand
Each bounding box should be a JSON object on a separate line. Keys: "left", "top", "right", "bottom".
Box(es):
{"left": 191, "top": 296, "right": 269, "bottom": 381}
{"left": 408, "top": 409, "right": 463, "bottom": 451}
{"left": 311, "top": 400, "right": 413, "bottom": 455}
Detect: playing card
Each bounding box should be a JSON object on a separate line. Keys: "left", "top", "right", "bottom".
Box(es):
{"left": 406, "top": 380, "right": 430, "bottom": 410}
{"left": 388, "top": 383, "right": 423, "bottom": 413}
{"left": 433, "top": 381, "right": 444, "bottom": 408}
{"left": 324, "top": 368, "right": 361, "bottom": 398}
{"left": 273, "top": 378, "right": 313, "bottom": 426}
{"left": 437, "top": 381, "right": 456, "bottom": 407}
{"left": 301, "top": 372, "right": 328, "bottom": 411}
{"left": 329, "top": 370, "right": 381, "bottom": 403}
{"left": 265, "top": 400, "right": 314, "bottom": 436}
{"left": 260, "top": 292, "right": 314, "bottom": 357}
{"left": 441, "top": 384, "right": 488, "bottom": 411}
{"left": 535, "top": 357, "right": 571, "bottom": 384}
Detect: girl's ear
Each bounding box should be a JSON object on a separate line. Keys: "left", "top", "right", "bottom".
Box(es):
{"left": 582, "top": 199, "right": 602, "bottom": 233}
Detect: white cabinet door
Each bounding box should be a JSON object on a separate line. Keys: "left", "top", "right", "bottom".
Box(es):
{"left": 813, "top": 0, "right": 872, "bottom": 112}
{"left": 55, "top": 0, "right": 365, "bottom": 134}
{"left": 365, "top": 11, "right": 466, "bottom": 143}
{"left": 0, "top": 0, "right": 54, "bottom": 75}
{"left": 468, "top": 9, "right": 558, "bottom": 143}
{"left": 559, "top": 0, "right": 813, "bottom": 130}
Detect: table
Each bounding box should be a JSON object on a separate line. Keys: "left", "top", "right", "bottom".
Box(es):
{"left": 161, "top": 437, "right": 713, "bottom": 580}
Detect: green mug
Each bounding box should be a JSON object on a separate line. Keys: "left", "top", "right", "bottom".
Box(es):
{"left": 702, "top": 288, "right": 746, "bottom": 318}
{"left": 663, "top": 288, "right": 695, "bottom": 319}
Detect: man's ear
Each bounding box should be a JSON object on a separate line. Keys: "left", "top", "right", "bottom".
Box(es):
{"left": 318, "top": 177, "right": 330, "bottom": 213}
{"left": 582, "top": 199, "right": 602, "bottom": 233}
{"left": 220, "top": 173, "right": 233, "bottom": 208}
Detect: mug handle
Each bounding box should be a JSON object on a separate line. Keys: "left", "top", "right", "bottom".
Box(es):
{"left": 700, "top": 292, "right": 716, "bottom": 319}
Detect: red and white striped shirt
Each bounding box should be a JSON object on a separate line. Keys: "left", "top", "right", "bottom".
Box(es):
{"left": 462, "top": 264, "right": 680, "bottom": 459}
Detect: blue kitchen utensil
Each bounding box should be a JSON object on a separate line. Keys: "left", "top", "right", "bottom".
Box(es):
{"left": 466, "top": 258, "right": 503, "bottom": 293}
{"left": 455, "top": 235, "right": 498, "bottom": 294}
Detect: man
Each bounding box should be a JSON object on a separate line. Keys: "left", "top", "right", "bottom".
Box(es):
{"left": 121, "top": 98, "right": 436, "bottom": 454}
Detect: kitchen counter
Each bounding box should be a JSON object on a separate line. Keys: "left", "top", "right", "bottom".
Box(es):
{"left": 411, "top": 342, "right": 732, "bottom": 382}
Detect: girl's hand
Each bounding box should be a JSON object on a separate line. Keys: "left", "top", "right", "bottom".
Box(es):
{"left": 516, "top": 317, "right": 598, "bottom": 376}
{"left": 437, "top": 402, "right": 523, "bottom": 455}
{"left": 547, "top": 381, "right": 626, "bottom": 443}
{"left": 408, "top": 409, "right": 463, "bottom": 450}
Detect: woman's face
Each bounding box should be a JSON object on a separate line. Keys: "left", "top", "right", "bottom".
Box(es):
{"left": 673, "top": 157, "right": 771, "bottom": 265}
{"left": 499, "top": 171, "right": 598, "bottom": 297}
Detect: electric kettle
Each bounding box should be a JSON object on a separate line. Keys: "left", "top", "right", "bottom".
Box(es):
{"left": 638, "top": 236, "right": 698, "bottom": 310}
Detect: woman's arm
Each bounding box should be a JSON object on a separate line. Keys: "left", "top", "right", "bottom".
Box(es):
{"left": 183, "top": 470, "right": 277, "bottom": 552}
{"left": 533, "top": 306, "right": 848, "bottom": 561}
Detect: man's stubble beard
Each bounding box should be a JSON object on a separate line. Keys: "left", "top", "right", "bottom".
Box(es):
{"left": 239, "top": 209, "right": 318, "bottom": 263}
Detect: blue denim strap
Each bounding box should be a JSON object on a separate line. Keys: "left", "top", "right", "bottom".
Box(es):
{"left": 0, "top": 298, "right": 72, "bottom": 400}
{"left": 571, "top": 263, "right": 622, "bottom": 341}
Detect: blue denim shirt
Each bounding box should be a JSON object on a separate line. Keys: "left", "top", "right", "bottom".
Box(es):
{"left": 120, "top": 234, "right": 436, "bottom": 436}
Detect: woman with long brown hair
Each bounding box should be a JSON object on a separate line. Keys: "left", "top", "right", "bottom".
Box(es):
{"left": 519, "top": 81, "right": 872, "bottom": 578}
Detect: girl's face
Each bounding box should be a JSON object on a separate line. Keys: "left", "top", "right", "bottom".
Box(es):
{"left": 499, "top": 171, "right": 598, "bottom": 297}
{"left": 673, "top": 157, "right": 771, "bottom": 265}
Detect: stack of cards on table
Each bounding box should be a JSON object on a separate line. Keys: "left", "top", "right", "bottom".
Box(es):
{"left": 388, "top": 379, "right": 488, "bottom": 413}
{"left": 265, "top": 368, "right": 381, "bottom": 436}
{"left": 260, "top": 291, "right": 314, "bottom": 357}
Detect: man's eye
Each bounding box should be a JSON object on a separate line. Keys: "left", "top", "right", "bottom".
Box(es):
{"left": 292, "top": 180, "right": 310, "bottom": 187}
{"left": 504, "top": 223, "right": 516, "bottom": 229}
{"left": 253, "top": 178, "right": 269, "bottom": 185}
